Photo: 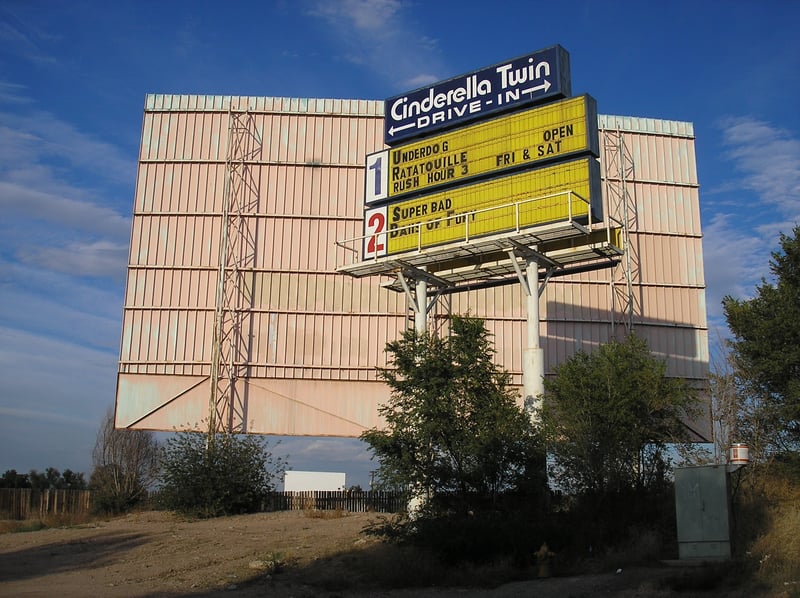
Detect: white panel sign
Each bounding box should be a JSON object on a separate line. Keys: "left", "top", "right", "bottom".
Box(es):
{"left": 362, "top": 205, "right": 388, "bottom": 259}
{"left": 365, "top": 150, "right": 389, "bottom": 205}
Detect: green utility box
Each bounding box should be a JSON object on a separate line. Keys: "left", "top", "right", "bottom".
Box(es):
{"left": 674, "top": 465, "right": 732, "bottom": 560}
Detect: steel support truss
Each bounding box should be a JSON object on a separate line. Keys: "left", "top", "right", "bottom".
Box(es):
{"left": 208, "top": 108, "right": 262, "bottom": 436}
{"left": 602, "top": 127, "right": 638, "bottom": 335}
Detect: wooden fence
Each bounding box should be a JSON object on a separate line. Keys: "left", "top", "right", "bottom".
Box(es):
{"left": 1, "top": 488, "right": 404, "bottom": 520}
{"left": 264, "top": 490, "right": 405, "bottom": 513}
{"left": 0, "top": 488, "right": 91, "bottom": 520}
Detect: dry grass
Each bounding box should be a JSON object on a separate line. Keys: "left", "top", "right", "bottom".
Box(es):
{"left": 0, "top": 511, "right": 94, "bottom": 534}
{"left": 736, "top": 458, "right": 800, "bottom": 592}
{"left": 302, "top": 506, "right": 349, "bottom": 519}
{"left": 749, "top": 502, "right": 800, "bottom": 586}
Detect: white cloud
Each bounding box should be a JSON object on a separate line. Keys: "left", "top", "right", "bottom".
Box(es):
{"left": 702, "top": 212, "right": 766, "bottom": 317}
{"left": 0, "top": 406, "right": 97, "bottom": 428}
{"left": 310, "top": 0, "right": 403, "bottom": 31}
{"left": 0, "top": 181, "right": 131, "bottom": 239}
{"left": 0, "top": 254, "right": 123, "bottom": 349}
{"left": 0, "top": 106, "right": 135, "bottom": 185}
{"left": 0, "top": 86, "right": 133, "bottom": 282}
{"left": 0, "top": 85, "right": 134, "bottom": 245}
{"left": 285, "top": 437, "right": 371, "bottom": 461}
{"left": 0, "top": 81, "right": 31, "bottom": 104}
{"left": 405, "top": 73, "right": 440, "bottom": 88}
{"left": 19, "top": 240, "right": 129, "bottom": 280}
{"left": 702, "top": 117, "right": 800, "bottom": 327}
{"left": 306, "top": 0, "right": 444, "bottom": 90}
{"left": 0, "top": 326, "right": 117, "bottom": 419}
{"left": 719, "top": 116, "right": 800, "bottom": 220}
{"left": 0, "top": 6, "right": 58, "bottom": 65}
{"left": 0, "top": 253, "right": 122, "bottom": 309}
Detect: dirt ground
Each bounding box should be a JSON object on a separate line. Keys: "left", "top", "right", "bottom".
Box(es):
{"left": 0, "top": 510, "right": 768, "bottom": 597}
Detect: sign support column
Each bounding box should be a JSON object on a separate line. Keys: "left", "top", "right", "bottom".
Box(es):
{"left": 397, "top": 268, "right": 431, "bottom": 335}
{"left": 523, "top": 257, "right": 545, "bottom": 422}
{"left": 415, "top": 276, "right": 428, "bottom": 334}
{"left": 509, "top": 245, "right": 555, "bottom": 423}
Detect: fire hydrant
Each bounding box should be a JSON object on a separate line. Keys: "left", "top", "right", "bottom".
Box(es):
{"left": 535, "top": 542, "right": 555, "bottom": 578}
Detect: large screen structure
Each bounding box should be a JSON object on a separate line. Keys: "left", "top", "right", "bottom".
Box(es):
{"left": 116, "top": 97, "right": 709, "bottom": 438}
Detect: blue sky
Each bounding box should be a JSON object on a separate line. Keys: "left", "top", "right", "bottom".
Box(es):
{"left": 1, "top": 0, "right": 798, "bottom": 488}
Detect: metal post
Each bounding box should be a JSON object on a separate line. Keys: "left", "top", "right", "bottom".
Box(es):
{"left": 410, "top": 271, "right": 429, "bottom": 518}
{"left": 415, "top": 275, "right": 427, "bottom": 335}
{"left": 522, "top": 256, "right": 545, "bottom": 422}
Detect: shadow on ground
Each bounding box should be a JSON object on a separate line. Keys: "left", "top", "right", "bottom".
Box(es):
{"left": 0, "top": 531, "right": 148, "bottom": 583}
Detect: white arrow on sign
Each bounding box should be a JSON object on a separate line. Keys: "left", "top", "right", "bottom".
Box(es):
{"left": 520, "top": 79, "right": 552, "bottom": 96}
{"left": 388, "top": 122, "right": 416, "bottom": 137}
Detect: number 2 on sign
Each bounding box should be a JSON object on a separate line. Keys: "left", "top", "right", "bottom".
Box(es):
{"left": 363, "top": 206, "right": 387, "bottom": 259}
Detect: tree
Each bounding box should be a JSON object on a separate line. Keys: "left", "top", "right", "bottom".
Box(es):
{"left": 27, "top": 468, "right": 54, "bottom": 490}
{"left": 89, "top": 407, "right": 160, "bottom": 513}
{"left": 0, "top": 470, "right": 31, "bottom": 488}
{"left": 709, "top": 331, "right": 746, "bottom": 460}
{"left": 723, "top": 226, "right": 800, "bottom": 452}
{"left": 541, "top": 334, "right": 697, "bottom": 496}
{"left": 361, "top": 315, "right": 544, "bottom": 514}
{"left": 25, "top": 468, "right": 87, "bottom": 490}
{"left": 158, "top": 431, "right": 286, "bottom": 518}
{"left": 60, "top": 469, "right": 88, "bottom": 490}
{"left": 2, "top": 469, "right": 86, "bottom": 490}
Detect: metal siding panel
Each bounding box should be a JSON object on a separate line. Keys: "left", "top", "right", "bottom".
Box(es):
{"left": 310, "top": 115, "right": 326, "bottom": 165}
{"left": 345, "top": 115, "right": 360, "bottom": 162}
{"left": 285, "top": 111, "right": 300, "bottom": 162}
{"left": 625, "top": 132, "right": 698, "bottom": 188}
{"left": 636, "top": 234, "right": 705, "bottom": 286}
{"left": 264, "top": 113, "right": 279, "bottom": 162}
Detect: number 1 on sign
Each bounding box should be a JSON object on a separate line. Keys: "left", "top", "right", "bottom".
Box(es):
{"left": 369, "top": 157, "right": 381, "bottom": 195}
{"left": 365, "top": 150, "right": 388, "bottom": 204}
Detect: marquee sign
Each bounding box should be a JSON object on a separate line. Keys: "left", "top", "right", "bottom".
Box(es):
{"left": 362, "top": 157, "right": 602, "bottom": 259}
{"left": 384, "top": 45, "right": 571, "bottom": 145}
{"left": 366, "top": 95, "right": 597, "bottom": 204}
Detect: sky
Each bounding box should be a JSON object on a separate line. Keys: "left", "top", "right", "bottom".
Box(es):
{"left": 1, "top": 0, "right": 798, "bottom": 489}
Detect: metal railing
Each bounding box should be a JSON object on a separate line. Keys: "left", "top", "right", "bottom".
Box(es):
{"left": 336, "top": 189, "right": 595, "bottom": 267}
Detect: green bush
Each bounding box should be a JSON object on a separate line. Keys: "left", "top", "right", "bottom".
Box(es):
{"left": 158, "top": 431, "right": 286, "bottom": 518}
{"left": 362, "top": 316, "right": 547, "bottom": 514}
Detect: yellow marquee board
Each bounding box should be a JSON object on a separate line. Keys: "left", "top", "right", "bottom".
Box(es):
{"left": 364, "top": 95, "right": 598, "bottom": 204}
{"left": 362, "top": 156, "right": 602, "bottom": 259}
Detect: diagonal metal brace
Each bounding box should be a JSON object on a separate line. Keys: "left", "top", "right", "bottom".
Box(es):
{"left": 506, "top": 242, "right": 558, "bottom": 297}
{"left": 396, "top": 269, "right": 450, "bottom": 315}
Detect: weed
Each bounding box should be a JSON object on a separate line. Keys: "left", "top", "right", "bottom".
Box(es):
{"left": 250, "top": 550, "right": 287, "bottom": 574}
{"left": 303, "top": 507, "right": 348, "bottom": 519}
